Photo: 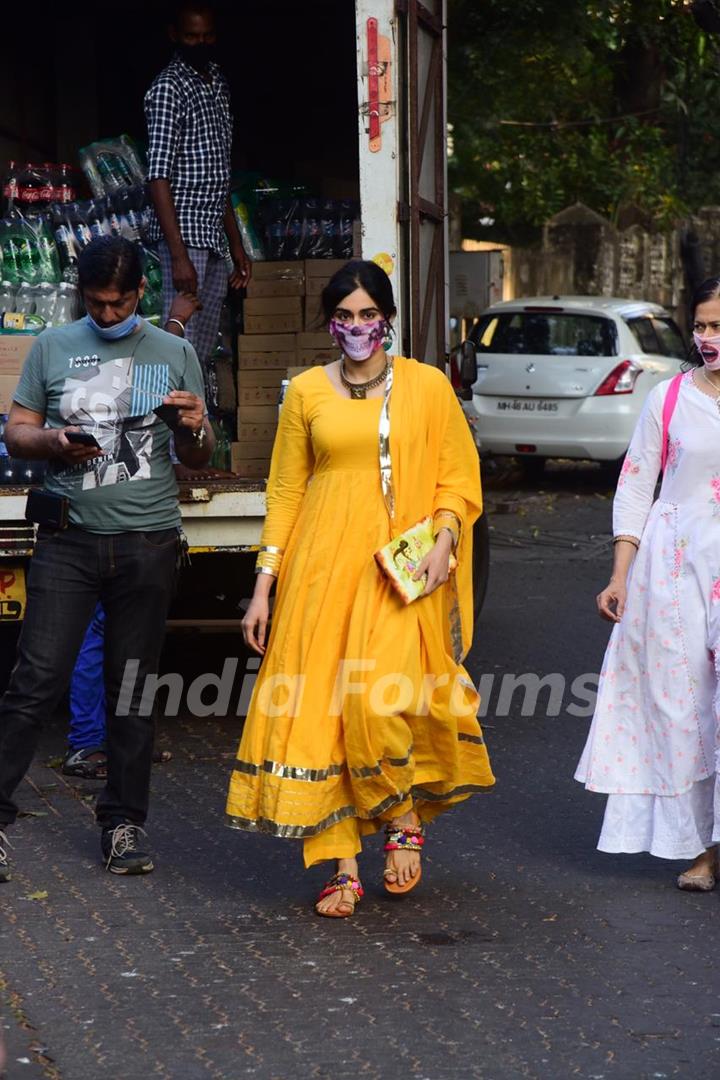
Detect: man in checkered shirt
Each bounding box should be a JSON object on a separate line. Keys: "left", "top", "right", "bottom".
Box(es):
{"left": 145, "top": 2, "right": 251, "bottom": 372}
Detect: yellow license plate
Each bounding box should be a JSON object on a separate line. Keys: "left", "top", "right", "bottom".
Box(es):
{"left": 0, "top": 565, "right": 26, "bottom": 621}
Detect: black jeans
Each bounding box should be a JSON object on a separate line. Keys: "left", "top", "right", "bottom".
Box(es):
{"left": 0, "top": 525, "right": 178, "bottom": 829}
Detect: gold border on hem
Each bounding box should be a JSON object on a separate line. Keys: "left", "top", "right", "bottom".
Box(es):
{"left": 231, "top": 736, "right": 483, "bottom": 786}
{"left": 226, "top": 804, "right": 359, "bottom": 839}
{"left": 232, "top": 747, "right": 417, "bottom": 784}
{"left": 232, "top": 759, "right": 345, "bottom": 782}
{"left": 225, "top": 780, "right": 493, "bottom": 839}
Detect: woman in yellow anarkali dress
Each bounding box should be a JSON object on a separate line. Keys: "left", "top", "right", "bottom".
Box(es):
{"left": 226, "top": 260, "right": 494, "bottom": 916}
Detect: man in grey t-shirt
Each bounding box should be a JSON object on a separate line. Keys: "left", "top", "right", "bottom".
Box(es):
{"left": 0, "top": 237, "right": 214, "bottom": 880}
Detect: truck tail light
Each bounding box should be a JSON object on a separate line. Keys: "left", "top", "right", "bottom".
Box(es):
{"left": 594, "top": 360, "right": 642, "bottom": 396}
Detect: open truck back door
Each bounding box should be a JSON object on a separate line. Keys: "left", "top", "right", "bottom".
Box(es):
{"left": 355, "top": 0, "right": 448, "bottom": 368}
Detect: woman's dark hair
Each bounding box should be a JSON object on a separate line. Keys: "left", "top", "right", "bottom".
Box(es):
{"left": 686, "top": 275, "right": 720, "bottom": 368}
{"left": 320, "top": 259, "right": 397, "bottom": 325}
{"left": 78, "top": 237, "right": 144, "bottom": 294}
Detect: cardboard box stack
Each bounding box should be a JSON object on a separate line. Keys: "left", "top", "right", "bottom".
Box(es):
{"left": 235, "top": 332, "right": 295, "bottom": 479}
{"left": 0, "top": 336, "right": 37, "bottom": 413}
{"left": 234, "top": 260, "right": 344, "bottom": 479}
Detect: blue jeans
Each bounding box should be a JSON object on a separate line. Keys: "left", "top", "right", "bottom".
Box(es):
{"left": 69, "top": 603, "right": 106, "bottom": 751}
{"left": 0, "top": 525, "right": 178, "bottom": 828}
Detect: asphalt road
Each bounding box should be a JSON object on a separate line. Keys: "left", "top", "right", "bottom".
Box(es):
{"left": 1, "top": 462, "right": 719, "bottom": 1080}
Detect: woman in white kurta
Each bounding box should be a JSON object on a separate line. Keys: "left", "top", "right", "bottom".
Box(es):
{"left": 576, "top": 279, "right": 720, "bottom": 890}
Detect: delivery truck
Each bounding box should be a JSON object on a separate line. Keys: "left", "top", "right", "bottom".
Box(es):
{"left": 0, "top": 0, "right": 489, "bottom": 654}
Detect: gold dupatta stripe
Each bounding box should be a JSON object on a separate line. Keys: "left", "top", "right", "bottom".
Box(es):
{"left": 351, "top": 752, "right": 414, "bottom": 778}
{"left": 378, "top": 357, "right": 395, "bottom": 520}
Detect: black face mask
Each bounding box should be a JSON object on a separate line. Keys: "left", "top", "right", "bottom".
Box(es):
{"left": 177, "top": 42, "right": 217, "bottom": 72}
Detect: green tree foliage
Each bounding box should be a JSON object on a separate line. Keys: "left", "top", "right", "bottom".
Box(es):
{"left": 448, "top": 0, "right": 720, "bottom": 243}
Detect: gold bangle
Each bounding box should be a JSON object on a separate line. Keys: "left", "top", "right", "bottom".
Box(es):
{"left": 433, "top": 512, "right": 460, "bottom": 549}
{"left": 613, "top": 535, "right": 639, "bottom": 549}
{"left": 256, "top": 549, "right": 283, "bottom": 575}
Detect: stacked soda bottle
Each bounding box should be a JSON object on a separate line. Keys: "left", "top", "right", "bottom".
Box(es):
{"left": 0, "top": 213, "right": 61, "bottom": 286}
{"left": 3, "top": 162, "right": 77, "bottom": 214}
{"left": 256, "top": 192, "right": 359, "bottom": 261}
{"left": 0, "top": 139, "right": 157, "bottom": 330}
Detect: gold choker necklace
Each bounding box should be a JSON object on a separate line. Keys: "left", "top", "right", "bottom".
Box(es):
{"left": 339, "top": 359, "right": 390, "bottom": 399}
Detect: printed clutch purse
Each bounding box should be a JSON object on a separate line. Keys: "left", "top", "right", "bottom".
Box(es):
{"left": 374, "top": 516, "right": 457, "bottom": 605}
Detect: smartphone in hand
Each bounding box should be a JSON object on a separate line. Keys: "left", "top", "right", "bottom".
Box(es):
{"left": 153, "top": 404, "right": 181, "bottom": 429}
{"left": 65, "top": 431, "right": 101, "bottom": 449}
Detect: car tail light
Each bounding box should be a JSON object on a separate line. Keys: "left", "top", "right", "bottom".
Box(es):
{"left": 594, "top": 360, "right": 642, "bottom": 396}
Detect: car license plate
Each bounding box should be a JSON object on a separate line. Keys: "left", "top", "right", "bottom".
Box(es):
{"left": 495, "top": 399, "right": 559, "bottom": 413}
{"left": 0, "top": 565, "right": 26, "bottom": 621}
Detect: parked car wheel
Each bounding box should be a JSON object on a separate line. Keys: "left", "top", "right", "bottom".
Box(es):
{"left": 519, "top": 456, "right": 546, "bottom": 482}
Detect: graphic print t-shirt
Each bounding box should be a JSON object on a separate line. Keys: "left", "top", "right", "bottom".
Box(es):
{"left": 13, "top": 319, "right": 206, "bottom": 533}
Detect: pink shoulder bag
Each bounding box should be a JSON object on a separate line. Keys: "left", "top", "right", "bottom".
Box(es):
{"left": 660, "top": 372, "right": 683, "bottom": 473}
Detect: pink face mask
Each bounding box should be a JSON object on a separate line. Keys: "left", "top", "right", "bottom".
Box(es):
{"left": 329, "top": 318, "right": 386, "bottom": 362}
{"left": 693, "top": 330, "right": 720, "bottom": 371}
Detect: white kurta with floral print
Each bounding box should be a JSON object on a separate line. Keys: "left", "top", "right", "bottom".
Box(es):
{"left": 575, "top": 370, "right": 720, "bottom": 859}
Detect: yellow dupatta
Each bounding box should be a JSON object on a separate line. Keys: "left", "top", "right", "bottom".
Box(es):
{"left": 381, "top": 356, "right": 483, "bottom": 661}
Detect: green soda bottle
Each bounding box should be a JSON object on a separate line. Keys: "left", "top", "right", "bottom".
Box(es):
{"left": 140, "top": 246, "right": 163, "bottom": 319}
{"left": 16, "top": 232, "right": 37, "bottom": 284}
{"left": 36, "top": 219, "right": 61, "bottom": 283}
{"left": 0, "top": 222, "right": 20, "bottom": 285}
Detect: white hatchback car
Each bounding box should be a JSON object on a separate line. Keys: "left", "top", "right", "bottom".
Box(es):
{"left": 461, "top": 296, "right": 686, "bottom": 472}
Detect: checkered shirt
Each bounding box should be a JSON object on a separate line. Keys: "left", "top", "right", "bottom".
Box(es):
{"left": 145, "top": 56, "right": 232, "bottom": 256}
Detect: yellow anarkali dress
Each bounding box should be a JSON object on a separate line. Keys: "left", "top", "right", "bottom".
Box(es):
{"left": 226, "top": 356, "right": 495, "bottom": 865}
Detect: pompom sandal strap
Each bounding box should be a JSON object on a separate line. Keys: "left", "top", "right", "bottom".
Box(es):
{"left": 383, "top": 823, "right": 426, "bottom": 853}
{"left": 317, "top": 872, "right": 364, "bottom": 903}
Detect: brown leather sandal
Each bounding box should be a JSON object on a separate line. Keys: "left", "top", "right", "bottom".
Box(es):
{"left": 315, "top": 872, "right": 364, "bottom": 918}
{"left": 383, "top": 823, "right": 425, "bottom": 895}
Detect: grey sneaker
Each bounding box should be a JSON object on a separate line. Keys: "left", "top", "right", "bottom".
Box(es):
{"left": 101, "top": 823, "right": 153, "bottom": 875}
{"left": 0, "top": 829, "right": 11, "bottom": 882}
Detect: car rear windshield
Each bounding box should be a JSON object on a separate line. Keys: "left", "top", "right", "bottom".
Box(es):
{"left": 626, "top": 316, "right": 686, "bottom": 359}
{"left": 470, "top": 311, "right": 619, "bottom": 357}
